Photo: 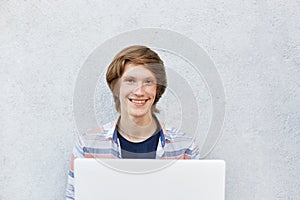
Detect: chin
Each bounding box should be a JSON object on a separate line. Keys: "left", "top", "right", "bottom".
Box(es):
{"left": 128, "top": 108, "right": 152, "bottom": 118}
{"left": 129, "top": 111, "right": 148, "bottom": 118}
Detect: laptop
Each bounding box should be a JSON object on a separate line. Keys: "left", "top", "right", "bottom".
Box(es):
{"left": 74, "top": 159, "right": 225, "bottom": 200}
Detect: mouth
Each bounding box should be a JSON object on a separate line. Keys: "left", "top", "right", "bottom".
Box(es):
{"left": 128, "top": 98, "right": 149, "bottom": 106}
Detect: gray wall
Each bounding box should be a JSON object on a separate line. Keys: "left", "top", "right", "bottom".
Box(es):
{"left": 1, "top": 0, "right": 299, "bottom": 199}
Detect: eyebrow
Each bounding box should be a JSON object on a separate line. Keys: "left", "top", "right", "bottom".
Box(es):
{"left": 122, "top": 75, "right": 155, "bottom": 80}
{"left": 122, "top": 75, "right": 134, "bottom": 79}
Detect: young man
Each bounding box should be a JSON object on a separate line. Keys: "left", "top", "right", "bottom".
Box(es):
{"left": 66, "top": 45, "right": 200, "bottom": 200}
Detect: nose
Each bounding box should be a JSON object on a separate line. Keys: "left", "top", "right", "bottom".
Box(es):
{"left": 133, "top": 82, "right": 145, "bottom": 95}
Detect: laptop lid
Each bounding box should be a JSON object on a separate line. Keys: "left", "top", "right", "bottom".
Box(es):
{"left": 74, "top": 159, "right": 225, "bottom": 200}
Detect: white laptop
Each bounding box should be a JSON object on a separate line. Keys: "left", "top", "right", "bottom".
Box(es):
{"left": 74, "top": 159, "right": 225, "bottom": 200}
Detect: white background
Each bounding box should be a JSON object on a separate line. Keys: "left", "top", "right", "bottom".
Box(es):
{"left": 0, "top": 0, "right": 299, "bottom": 199}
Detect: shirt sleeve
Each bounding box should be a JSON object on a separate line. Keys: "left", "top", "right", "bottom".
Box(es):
{"left": 66, "top": 136, "right": 85, "bottom": 200}
{"left": 186, "top": 140, "right": 200, "bottom": 159}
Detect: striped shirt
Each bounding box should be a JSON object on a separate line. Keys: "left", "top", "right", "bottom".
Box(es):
{"left": 65, "top": 118, "right": 200, "bottom": 200}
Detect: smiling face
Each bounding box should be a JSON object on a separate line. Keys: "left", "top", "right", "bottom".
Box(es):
{"left": 119, "top": 62, "right": 157, "bottom": 119}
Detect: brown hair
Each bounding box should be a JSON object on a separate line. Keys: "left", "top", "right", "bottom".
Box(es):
{"left": 106, "top": 45, "right": 167, "bottom": 113}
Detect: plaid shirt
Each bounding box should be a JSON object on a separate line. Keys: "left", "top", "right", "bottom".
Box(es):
{"left": 66, "top": 118, "right": 200, "bottom": 200}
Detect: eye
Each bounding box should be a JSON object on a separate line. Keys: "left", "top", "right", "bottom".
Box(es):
{"left": 144, "top": 79, "right": 155, "bottom": 86}
{"left": 125, "top": 78, "right": 135, "bottom": 84}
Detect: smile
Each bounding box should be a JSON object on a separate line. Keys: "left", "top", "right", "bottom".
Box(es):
{"left": 129, "top": 98, "right": 149, "bottom": 105}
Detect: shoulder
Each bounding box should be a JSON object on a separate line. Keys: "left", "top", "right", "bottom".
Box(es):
{"left": 160, "top": 122, "right": 195, "bottom": 145}
{"left": 165, "top": 127, "right": 194, "bottom": 145}
{"left": 78, "top": 121, "right": 116, "bottom": 146}
{"left": 162, "top": 126, "right": 200, "bottom": 159}
{"left": 83, "top": 121, "right": 115, "bottom": 136}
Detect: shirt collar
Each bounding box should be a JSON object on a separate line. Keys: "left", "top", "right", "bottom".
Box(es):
{"left": 110, "top": 116, "right": 167, "bottom": 148}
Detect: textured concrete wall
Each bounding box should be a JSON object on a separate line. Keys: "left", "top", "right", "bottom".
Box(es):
{"left": 1, "top": 0, "right": 299, "bottom": 200}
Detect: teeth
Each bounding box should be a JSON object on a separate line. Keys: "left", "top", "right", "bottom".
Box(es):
{"left": 131, "top": 99, "right": 146, "bottom": 104}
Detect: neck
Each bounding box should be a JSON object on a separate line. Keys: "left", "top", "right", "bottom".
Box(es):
{"left": 118, "top": 113, "right": 157, "bottom": 142}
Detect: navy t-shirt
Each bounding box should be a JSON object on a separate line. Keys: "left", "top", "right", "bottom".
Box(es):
{"left": 117, "top": 129, "right": 161, "bottom": 159}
